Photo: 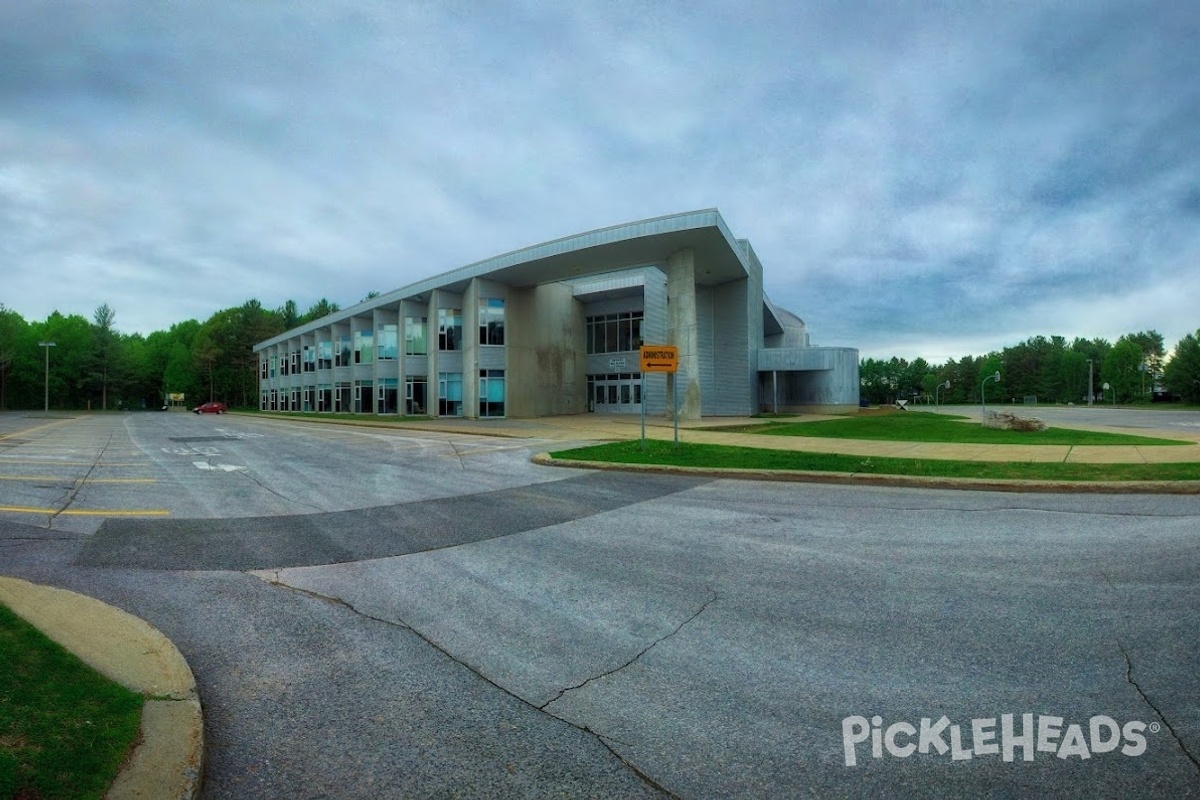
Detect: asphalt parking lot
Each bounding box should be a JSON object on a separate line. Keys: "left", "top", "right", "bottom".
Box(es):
{"left": 2, "top": 410, "right": 1198, "bottom": 798}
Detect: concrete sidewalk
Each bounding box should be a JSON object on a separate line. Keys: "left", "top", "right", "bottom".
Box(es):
{"left": 0, "top": 576, "right": 204, "bottom": 800}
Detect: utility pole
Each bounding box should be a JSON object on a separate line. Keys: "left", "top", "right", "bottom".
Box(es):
{"left": 38, "top": 341, "right": 56, "bottom": 416}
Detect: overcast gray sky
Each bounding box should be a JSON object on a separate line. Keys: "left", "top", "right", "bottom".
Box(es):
{"left": 2, "top": 1, "right": 1197, "bottom": 361}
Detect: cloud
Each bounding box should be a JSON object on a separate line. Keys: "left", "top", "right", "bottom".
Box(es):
{"left": 0, "top": 0, "right": 1196, "bottom": 367}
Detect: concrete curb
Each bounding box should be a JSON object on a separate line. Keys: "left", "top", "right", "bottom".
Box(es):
{"left": 0, "top": 576, "right": 203, "bottom": 800}
{"left": 532, "top": 453, "right": 1200, "bottom": 494}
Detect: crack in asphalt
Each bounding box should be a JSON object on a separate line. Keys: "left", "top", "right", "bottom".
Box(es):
{"left": 1100, "top": 570, "right": 1200, "bottom": 774}
{"left": 1116, "top": 641, "right": 1200, "bottom": 775}
{"left": 258, "top": 572, "right": 683, "bottom": 798}
{"left": 235, "top": 466, "right": 328, "bottom": 514}
{"left": 538, "top": 588, "right": 719, "bottom": 712}
{"left": 53, "top": 427, "right": 114, "bottom": 521}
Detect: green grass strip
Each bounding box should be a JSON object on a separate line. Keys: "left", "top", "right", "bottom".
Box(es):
{"left": 0, "top": 603, "right": 143, "bottom": 800}
{"left": 716, "top": 413, "right": 1189, "bottom": 446}
{"left": 551, "top": 441, "right": 1200, "bottom": 482}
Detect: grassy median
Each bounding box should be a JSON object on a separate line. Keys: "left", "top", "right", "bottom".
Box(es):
{"left": 721, "top": 412, "right": 1190, "bottom": 446}
{"left": 551, "top": 440, "right": 1200, "bottom": 482}
{"left": 0, "top": 603, "right": 143, "bottom": 800}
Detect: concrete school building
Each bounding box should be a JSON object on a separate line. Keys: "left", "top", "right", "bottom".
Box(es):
{"left": 252, "top": 209, "right": 859, "bottom": 420}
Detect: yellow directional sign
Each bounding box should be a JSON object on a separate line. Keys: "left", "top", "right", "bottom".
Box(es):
{"left": 640, "top": 345, "right": 678, "bottom": 373}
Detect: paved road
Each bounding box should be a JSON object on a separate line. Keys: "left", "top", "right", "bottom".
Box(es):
{"left": 2, "top": 412, "right": 1198, "bottom": 798}
{"left": 921, "top": 404, "right": 1200, "bottom": 434}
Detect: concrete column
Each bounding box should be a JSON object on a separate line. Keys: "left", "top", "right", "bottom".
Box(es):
{"left": 427, "top": 291, "right": 439, "bottom": 416}
{"left": 666, "top": 247, "right": 701, "bottom": 420}
{"left": 463, "top": 279, "right": 480, "bottom": 419}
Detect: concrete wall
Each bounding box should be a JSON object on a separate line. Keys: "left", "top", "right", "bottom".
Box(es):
{"left": 757, "top": 346, "right": 861, "bottom": 412}
{"left": 506, "top": 283, "right": 586, "bottom": 417}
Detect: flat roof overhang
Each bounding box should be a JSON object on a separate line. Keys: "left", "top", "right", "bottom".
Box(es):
{"left": 256, "top": 209, "right": 750, "bottom": 350}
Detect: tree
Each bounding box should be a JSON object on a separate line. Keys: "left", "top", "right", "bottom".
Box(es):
{"left": 0, "top": 305, "right": 29, "bottom": 410}
{"left": 276, "top": 300, "right": 300, "bottom": 330}
{"left": 1102, "top": 338, "right": 1143, "bottom": 404}
{"left": 89, "top": 303, "right": 121, "bottom": 410}
{"left": 1164, "top": 332, "right": 1200, "bottom": 404}
{"left": 300, "top": 298, "right": 340, "bottom": 324}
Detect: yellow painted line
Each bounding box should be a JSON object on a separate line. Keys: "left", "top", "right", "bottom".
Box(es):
{"left": 0, "top": 475, "right": 157, "bottom": 483}
{"left": 0, "top": 460, "right": 148, "bottom": 467}
{"left": 0, "top": 505, "right": 170, "bottom": 517}
{"left": 0, "top": 419, "right": 78, "bottom": 440}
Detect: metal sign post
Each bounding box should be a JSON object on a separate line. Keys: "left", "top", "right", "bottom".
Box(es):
{"left": 639, "top": 345, "right": 679, "bottom": 450}
{"left": 640, "top": 373, "right": 646, "bottom": 451}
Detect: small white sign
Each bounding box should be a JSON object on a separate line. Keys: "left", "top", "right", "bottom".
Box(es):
{"left": 609, "top": 357, "right": 627, "bottom": 369}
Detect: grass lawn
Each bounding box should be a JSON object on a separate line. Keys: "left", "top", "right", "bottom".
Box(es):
{"left": 0, "top": 603, "right": 143, "bottom": 800}
{"left": 551, "top": 440, "right": 1200, "bottom": 482}
{"left": 719, "top": 412, "right": 1190, "bottom": 446}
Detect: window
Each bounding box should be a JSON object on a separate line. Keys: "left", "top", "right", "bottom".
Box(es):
{"left": 438, "top": 308, "right": 462, "bottom": 351}
{"left": 291, "top": 351, "right": 300, "bottom": 374}
{"left": 405, "top": 376, "right": 427, "bottom": 415}
{"left": 377, "top": 379, "right": 398, "bottom": 414}
{"left": 279, "top": 354, "right": 288, "bottom": 376}
{"left": 438, "top": 372, "right": 462, "bottom": 416}
{"left": 404, "top": 316, "right": 427, "bottom": 355}
{"left": 354, "top": 330, "right": 373, "bottom": 364}
{"left": 335, "top": 381, "right": 352, "bottom": 413}
{"left": 586, "top": 312, "right": 643, "bottom": 354}
{"left": 303, "top": 346, "right": 315, "bottom": 373}
{"left": 303, "top": 387, "right": 314, "bottom": 412}
{"left": 317, "top": 341, "right": 332, "bottom": 370}
{"left": 260, "top": 390, "right": 268, "bottom": 410}
{"left": 260, "top": 358, "right": 268, "bottom": 379}
{"left": 269, "top": 355, "right": 277, "bottom": 378}
{"left": 479, "top": 369, "right": 505, "bottom": 417}
{"left": 335, "top": 334, "right": 352, "bottom": 367}
{"left": 479, "top": 298, "right": 505, "bottom": 345}
{"left": 354, "top": 380, "right": 373, "bottom": 413}
{"left": 377, "top": 324, "right": 398, "bottom": 360}
{"left": 317, "top": 384, "right": 332, "bottom": 412}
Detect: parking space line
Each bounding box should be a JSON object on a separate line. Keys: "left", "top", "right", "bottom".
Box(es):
{"left": 0, "top": 505, "right": 170, "bottom": 517}
{"left": 0, "top": 459, "right": 149, "bottom": 467}
{"left": 0, "top": 475, "right": 157, "bottom": 483}
{"left": 0, "top": 419, "right": 77, "bottom": 441}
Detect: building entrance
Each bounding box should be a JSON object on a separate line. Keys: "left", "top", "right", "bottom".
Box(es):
{"left": 589, "top": 372, "right": 642, "bottom": 414}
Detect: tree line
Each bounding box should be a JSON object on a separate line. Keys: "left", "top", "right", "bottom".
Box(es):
{"left": 0, "top": 297, "right": 346, "bottom": 411}
{"left": 860, "top": 330, "right": 1200, "bottom": 407}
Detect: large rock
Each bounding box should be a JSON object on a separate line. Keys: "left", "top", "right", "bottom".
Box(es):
{"left": 983, "top": 410, "right": 1047, "bottom": 431}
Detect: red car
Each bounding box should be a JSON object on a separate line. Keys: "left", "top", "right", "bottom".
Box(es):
{"left": 193, "top": 402, "right": 228, "bottom": 414}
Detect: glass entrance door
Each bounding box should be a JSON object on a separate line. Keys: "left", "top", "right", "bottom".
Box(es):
{"left": 589, "top": 373, "right": 642, "bottom": 413}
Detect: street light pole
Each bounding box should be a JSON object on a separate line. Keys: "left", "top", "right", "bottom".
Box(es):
{"left": 38, "top": 341, "right": 56, "bottom": 417}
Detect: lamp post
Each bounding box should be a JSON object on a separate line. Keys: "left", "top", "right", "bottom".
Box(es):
{"left": 38, "top": 341, "right": 56, "bottom": 417}
{"left": 935, "top": 380, "right": 950, "bottom": 411}
{"left": 1138, "top": 363, "right": 1146, "bottom": 401}
{"left": 1087, "top": 358, "right": 1094, "bottom": 406}
{"left": 981, "top": 371, "right": 1001, "bottom": 417}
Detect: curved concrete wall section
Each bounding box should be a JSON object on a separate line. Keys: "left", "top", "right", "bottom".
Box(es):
{"left": 253, "top": 210, "right": 860, "bottom": 419}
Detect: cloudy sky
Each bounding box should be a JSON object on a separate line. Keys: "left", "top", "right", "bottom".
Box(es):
{"left": 2, "top": 1, "right": 1197, "bottom": 361}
